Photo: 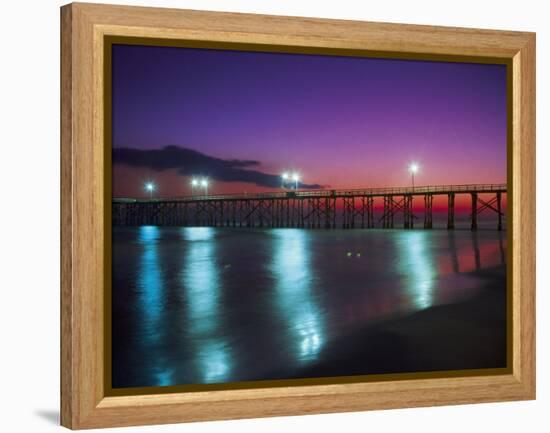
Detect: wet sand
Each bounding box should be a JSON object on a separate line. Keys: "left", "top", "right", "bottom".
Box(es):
{"left": 291, "top": 266, "right": 507, "bottom": 379}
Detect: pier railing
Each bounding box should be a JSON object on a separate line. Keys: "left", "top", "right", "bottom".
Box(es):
{"left": 112, "top": 183, "right": 507, "bottom": 230}
{"left": 114, "top": 183, "right": 506, "bottom": 203}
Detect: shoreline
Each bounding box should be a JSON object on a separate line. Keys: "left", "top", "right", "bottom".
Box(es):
{"left": 277, "top": 265, "right": 507, "bottom": 380}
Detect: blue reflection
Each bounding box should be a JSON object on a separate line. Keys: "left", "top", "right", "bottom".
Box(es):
{"left": 183, "top": 226, "right": 215, "bottom": 242}
{"left": 198, "top": 341, "right": 232, "bottom": 383}
{"left": 396, "top": 231, "right": 436, "bottom": 310}
{"left": 180, "top": 227, "right": 232, "bottom": 383}
{"left": 154, "top": 368, "right": 174, "bottom": 386}
{"left": 137, "top": 226, "right": 163, "bottom": 338}
{"left": 182, "top": 228, "right": 219, "bottom": 334}
{"left": 136, "top": 226, "right": 173, "bottom": 386}
{"left": 271, "top": 229, "right": 324, "bottom": 363}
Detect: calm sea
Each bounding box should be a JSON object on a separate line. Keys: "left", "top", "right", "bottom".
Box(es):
{"left": 112, "top": 227, "right": 507, "bottom": 388}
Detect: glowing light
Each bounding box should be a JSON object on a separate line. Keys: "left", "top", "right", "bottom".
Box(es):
{"left": 271, "top": 229, "right": 325, "bottom": 363}
{"left": 154, "top": 369, "right": 174, "bottom": 387}
{"left": 135, "top": 226, "right": 176, "bottom": 387}
{"left": 136, "top": 226, "right": 163, "bottom": 337}
{"left": 191, "top": 178, "right": 199, "bottom": 187}
{"left": 199, "top": 341, "right": 231, "bottom": 383}
{"left": 408, "top": 163, "right": 419, "bottom": 189}
{"left": 179, "top": 227, "right": 233, "bottom": 383}
{"left": 144, "top": 181, "right": 156, "bottom": 199}
{"left": 291, "top": 172, "right": 301, "bottom": 190}
{"left": 282, "top": 172, "right": 289, "bottom": 180}
{"left": 396, "top": 231, "right": 435, "bottom": 310}
{"left": 182, "top": 228, "right": 219, "bottom": 334}
{"left": 200, "top": 178, "right": 209, "bottom": 187}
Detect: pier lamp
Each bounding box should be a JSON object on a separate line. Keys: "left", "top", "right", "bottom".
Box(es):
{"left": 281, "top": 172, "right": 289, "bottom": 188}
{"left": 190, "top": 178, "right": 199, "bottom": 195}
{"left": 200, "top": 178, "right": 209, "bottom": 196}
{"left": 292, "top": 173, "right": 300, "bottom": 190}
{"left": 144, "top": 181, "right": 155, "bottom": 199}
{"left": 409, "top": 163, "right": 419, "bottom": 189}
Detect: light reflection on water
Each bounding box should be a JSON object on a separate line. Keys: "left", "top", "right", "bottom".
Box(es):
{"left": 270, "top": 229, "right": 325, "bottom": 363}
{"left": 396, "top": 231, "right": 436, "bottom": 310}
{"left": 181, "top": 227, "right": 219, "bottom": 335}
{"left": 135, "top": 226, "right": 174, "bottom": 386}
{"left": 137, "top": 226, "right": 163, "bottom": 327}
{"left": 113, "top": 228, "right": 506, "bottom": 388}
{"left": 180, "top": 227, "right": 232, "bottom": 383}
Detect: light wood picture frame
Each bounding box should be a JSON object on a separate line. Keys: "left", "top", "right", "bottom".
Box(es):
{"left": 61, "top": 2, "right": 535, "bottom": 429}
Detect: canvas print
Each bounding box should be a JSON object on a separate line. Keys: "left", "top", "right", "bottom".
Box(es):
{"left": 110, "top": 43, "right": 508, "bottom": 391}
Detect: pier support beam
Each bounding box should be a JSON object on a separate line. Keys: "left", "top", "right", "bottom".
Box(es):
{"left": 497, "top": 192, "right": 502, "bottom": 231}
{"left": 424, "top": 194, "right": 433, "bottom": 229}
{"left": 382, "top": 196, "right": 393, "bottom": 228}
{"left": 360, "top": 197, "right": 366, "bottom": 228}
{"left": 404, "top": 195, "right": 413, "bottom": 229}
{"left": 367, "top": 196, "right": 374, "bottom": 228}
{"left": 322, "top": 197, "right": 336, "bottom": 229}
{"left": 471, "top": 192, "right": 478, "bottom": 231}
{"left": 447, "top": 193, "right": 455, "bottom": 229}
{"left": 301, "top": 199, "right": 305, "bottom": 228}
{"left": 343, "top": 197, "right": 356, "bottom": 229}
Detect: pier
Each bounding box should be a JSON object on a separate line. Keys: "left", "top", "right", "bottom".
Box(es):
{"left": 112, "top": 183, "right": 506, "bottom": 230}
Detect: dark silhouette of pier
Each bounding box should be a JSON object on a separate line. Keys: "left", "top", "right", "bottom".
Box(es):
{"left": 112, "top": 183, "right": 506, "bottom": 230}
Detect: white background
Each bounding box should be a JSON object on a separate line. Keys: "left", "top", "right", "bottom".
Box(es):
{"left": 0, "top": 0, "right": 546, "bottom": 431}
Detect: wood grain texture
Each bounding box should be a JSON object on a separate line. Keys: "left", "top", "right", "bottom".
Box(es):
{"left": 60, "top": 4, "right": 73, "bottom": 429}
{"left": 512, "top": 34, "right": 536, "bottom": 396}
{"left": 60, "top": 2, "right": 536, "bottom": 429}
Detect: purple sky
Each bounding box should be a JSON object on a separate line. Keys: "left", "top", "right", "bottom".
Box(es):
{"left": 112, "top": 44, "right": 507, "bottom": 199}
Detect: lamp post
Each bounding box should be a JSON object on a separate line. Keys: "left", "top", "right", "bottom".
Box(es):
{"left": 292, "top": 173, "right": 300, "bottom": 190}
{"left": 190, "top": 178, "right": 198, "bottom": 196}
{"left": 281, "top": 172, "right": 289, "bottom": 188}
{"left": 409, "top": 163, "right": 419, "bottom": 190}
{"left": 145, "top": 182, "right": 155, "bottom": 199}
{"left": 200, "top": 178, "right": 209, "bottom": 196}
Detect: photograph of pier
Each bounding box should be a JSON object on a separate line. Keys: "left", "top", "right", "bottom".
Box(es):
{"left": 110, "top": 43, "right": 508, "bottom": 389}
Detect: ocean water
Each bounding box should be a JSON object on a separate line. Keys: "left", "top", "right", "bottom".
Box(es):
{"left": 112, "top": 227, "right": 507, "bottom": 388}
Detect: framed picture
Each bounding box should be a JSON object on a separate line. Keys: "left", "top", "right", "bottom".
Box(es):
{"left": 60, "top": 3, "right": 535, "bottom": 429}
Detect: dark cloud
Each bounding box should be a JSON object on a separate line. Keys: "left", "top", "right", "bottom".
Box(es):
{"left": 113, "top": 145, "right": 322, "bottom": 189}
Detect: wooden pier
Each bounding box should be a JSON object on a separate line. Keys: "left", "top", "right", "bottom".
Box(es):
{"left": 112, "top": 183, "right": 506, "bottom": 230}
